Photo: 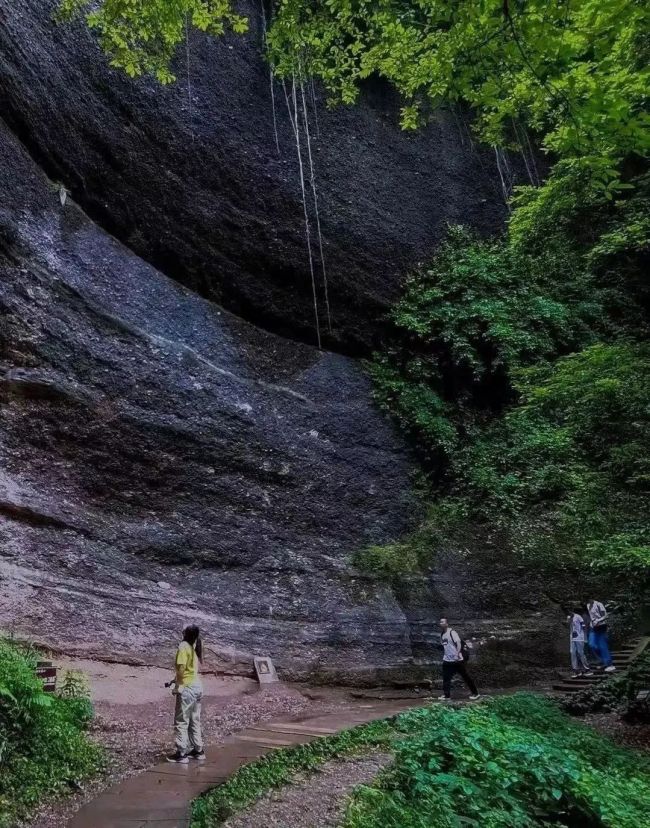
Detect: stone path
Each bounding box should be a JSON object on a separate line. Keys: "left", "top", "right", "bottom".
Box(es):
{"left": 69, "top": 699, "right": 422, "bottom": 828}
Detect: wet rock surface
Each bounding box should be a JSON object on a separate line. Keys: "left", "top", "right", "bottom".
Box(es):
{"left": 0, "top": 119, "right": 420, "bottom": 681}
{"left": 0, "top": 119, "right": 560, "bottom": 685}
{"left": 0, "top": 3, "right": 560, "bottom": 684}
{"left": 0, "top": 0, "right": 510, "bottom": 351}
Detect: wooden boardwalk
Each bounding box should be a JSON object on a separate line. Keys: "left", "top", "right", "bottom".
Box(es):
{"left": 69, "top": 700, "right": 422, "bottom": 828}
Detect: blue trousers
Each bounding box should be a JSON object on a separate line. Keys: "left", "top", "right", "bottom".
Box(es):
{"left": 588, "top": 628, "right": 612, "bottom": 667}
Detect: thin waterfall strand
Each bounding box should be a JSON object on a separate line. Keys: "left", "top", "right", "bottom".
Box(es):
{"left": 309, "top": 77, "right": 321, "bottom": 139}
{"left": 285, "top": 75, "right": 321, "bottom": 349}
{"left": 300, "top": 81, "right": 331, "bottom": 332}
{"left": 259, "top": 0, "right": 280, "bottom": 155}
{"left": 512, "top": 119, "right": 535, "bottom": 186}
{"left": 523, "top": 125, "right": 541, "bottom": 186}
{"left": 185, "top": 12, "right": 194, "bottom": 141}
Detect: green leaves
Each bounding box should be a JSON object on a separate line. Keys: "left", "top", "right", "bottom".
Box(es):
{"left": 341, "top": 694, "right": 650, "bottom": 828}
{"left": 0, "top": 639, "right": 104, "bottom": 825}
{"left": 57, "top": 1, "right": 248, "bottom": 83}
{"left": 368, "top": 224, "right": 597, "bottom": 474}
{"left": 266, "top": 1, "right": 649, "bottom": 167}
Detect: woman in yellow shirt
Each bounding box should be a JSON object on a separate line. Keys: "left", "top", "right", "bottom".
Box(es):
{"left": 167, "top": 625, "right": 205, "bottom": 763}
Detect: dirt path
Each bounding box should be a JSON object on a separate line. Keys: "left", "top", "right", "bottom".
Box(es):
{"left": 224, "top": 753, "right": 392, "bottom": 828}
{"left": 28, "top": 657, "right": 355, "bottom": 828}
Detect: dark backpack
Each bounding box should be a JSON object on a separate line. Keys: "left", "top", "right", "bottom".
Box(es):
{"left": 460, "top": 638, "right": 471, "bottom": 662}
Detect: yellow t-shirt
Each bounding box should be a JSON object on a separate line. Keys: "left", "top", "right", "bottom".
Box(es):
{"left": 175, "top": 641, "right": 200, "bottom": 688}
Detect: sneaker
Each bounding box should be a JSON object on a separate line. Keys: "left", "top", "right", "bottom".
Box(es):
{"left": 166, "top": 751, "right": 189, "bottom": 764}
{"left": 189, "top": 749, "right": 206, "bottom": 761}
{"left": 571, "top": 673, "right": 580, "bottom": 678}
{"left": 583, "top": 671, "right": 594, "bottom": 676}
{"left": 604, "top": 665, "right": 617, "bottom": 673}
{"left": 437, "top": 695, "right": 451, "bottom": 701}
{"left": 469, "top": 694, "right": 481, "bottom": 701}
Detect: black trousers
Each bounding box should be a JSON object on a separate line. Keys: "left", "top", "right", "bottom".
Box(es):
{"left": 442, "top": 660, "right": 478, "bottom": 697}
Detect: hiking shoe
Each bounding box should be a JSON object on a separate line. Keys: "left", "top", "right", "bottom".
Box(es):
{"left": 469, "top": 694, "right": 481, "bottom": 701}
{"left": 437, "top": 695, "right": 451, "bottom": 701}
{"left": 166, "top": 751, "right": 189, "bottom": 764}
{"left": 189, "top": 749, "right": 206, "bottom": 761}
{"left": 604, "top": 665, "right": 617, "bottom": 673}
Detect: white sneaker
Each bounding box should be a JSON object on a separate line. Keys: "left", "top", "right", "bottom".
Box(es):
{"left": 437, "top": 695, "right": 450, "bottom": 701}
{"left": 469, "top": 694, "right": 481, "bottom": 701}
{"left": 571, "top": 673, "right": 580, "bottom": 678}
{"left": 584, "top": 671, "right": 594, "bottom": 676}
{"left": 604, "top": 665, "right": 617, "bottom": 673}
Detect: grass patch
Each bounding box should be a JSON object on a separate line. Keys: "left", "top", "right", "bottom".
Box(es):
{"left": 0, "top": 638, "right": 105, "bottom": 827}
{"left": 190, "top": 718, "right": 395, "bottom": 828}
{"left": 192, "top": 694, "right": 650, "bottom": 828}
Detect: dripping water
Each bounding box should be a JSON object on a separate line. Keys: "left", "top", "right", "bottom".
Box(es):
{"left": 185, "top": 12, "right": 194, "bottom": 141}
{"left": 512, "top": 118, "right": 536, "bottom": 186}
{"left": 309, "top": 77, "right": 321, "bottom": 139}
{"left": 300, "top": 80, "right": 331, "bottom": 332}
{"left": 283, "top": 75, "right": 322, "bottom": 349}
{"left": 259, "top": 0, "right": 280, "bottom": 155}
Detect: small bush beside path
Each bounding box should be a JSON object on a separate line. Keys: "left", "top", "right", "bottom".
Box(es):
{"left": 0, "top": 639, "right": 105, "bottom": 828}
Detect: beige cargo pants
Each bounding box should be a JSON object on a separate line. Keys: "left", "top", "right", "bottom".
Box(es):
{"left": 174, "top": 683, "right": 203, "bottom": 754}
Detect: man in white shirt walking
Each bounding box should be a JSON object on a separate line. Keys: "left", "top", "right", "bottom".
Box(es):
{"left": 587, "top": 598, "right": 615, "bottom": 672}
{"left": 568, "top": 607, "right": 593, "bottom": 678}
{"left": 438, "top": 618, "right": 480, "bottom": 701}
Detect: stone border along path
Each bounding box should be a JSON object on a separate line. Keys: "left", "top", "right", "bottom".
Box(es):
{"left": 69, "top": 699, "right": 424, "bottom": 828}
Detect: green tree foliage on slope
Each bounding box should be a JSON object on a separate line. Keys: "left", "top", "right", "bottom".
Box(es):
{"left": 0, "top": 640, "right": 103, "bottom": 827}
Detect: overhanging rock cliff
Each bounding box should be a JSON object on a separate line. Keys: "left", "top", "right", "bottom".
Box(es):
{"left": 0, "top": 0, "right": 509, "bottom": 351}
{"left": 0, "top": 119, "right": 428, "bottom": 682}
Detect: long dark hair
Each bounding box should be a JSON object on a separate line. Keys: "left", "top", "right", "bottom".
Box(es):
{"left": 183, "top": 625, "right": 203, "bottom": 663}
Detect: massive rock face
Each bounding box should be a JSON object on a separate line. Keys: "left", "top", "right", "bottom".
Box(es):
{"left": 0, "top": 0, "right": 509, "bottom": 351}
{"left": 0, "top": 3, "right": 560, "bottom": 684}
{"left": 0, "top": 121, "right": 559, "bottom": 685}
{"left": 0, "top": 120, "right": 424, "bottom": 682}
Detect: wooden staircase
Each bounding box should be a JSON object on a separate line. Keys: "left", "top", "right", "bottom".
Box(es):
{"left": 553, "top": 636, "right": 650, "bottom": 694}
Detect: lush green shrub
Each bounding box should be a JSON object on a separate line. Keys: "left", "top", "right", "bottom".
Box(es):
{"left": 449, "top": 342, "right": 650, "bottom": 580}
{"left": 343, "top": 694, "right": 650, "bottom": 828}
{"left": 0, "top": 639, "right": 104, "bottom": 827}
{"left": 368, "top": 225, "right": 600, "bottom": 474}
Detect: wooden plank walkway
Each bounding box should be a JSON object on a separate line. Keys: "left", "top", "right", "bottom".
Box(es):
{"left": 69, "top": 699, "right": 421, "bottom": 828}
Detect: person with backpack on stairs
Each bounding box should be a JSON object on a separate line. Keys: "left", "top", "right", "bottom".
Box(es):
{"left": 438, "top": 618, "right": 480, "bottom": 701}
{"left": 568, "top": 606, "right": 593, "bottom": 678}
{"left": 587, "top": 598, "right": 616, "bottom": 673}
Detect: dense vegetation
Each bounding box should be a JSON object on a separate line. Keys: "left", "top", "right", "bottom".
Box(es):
{"left": 191, "top": 694, "right": 650, "bottom": 828}
{"left": 0, "top": 639, "right": 103, "bottom": 828}
{"left": 60, "top": 0, "right": 650, "bottom": 589}
{"left": 343, "top": 695, "right": 650, "bottom": 828}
